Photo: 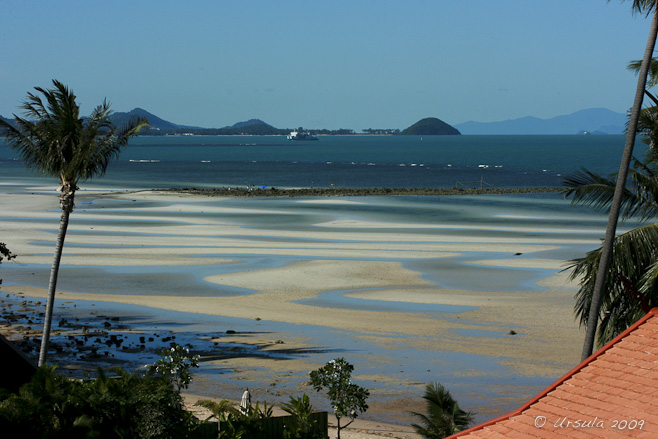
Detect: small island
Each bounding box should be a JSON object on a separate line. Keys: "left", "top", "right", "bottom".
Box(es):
{"left": 400, "top": 117, "right": 461, "bottom": 135}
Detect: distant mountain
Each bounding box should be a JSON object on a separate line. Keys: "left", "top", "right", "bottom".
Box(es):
{"left": 0, "top": 115, "right": 15, "bottom": 128}
{"left": 455, "top": 108, "right": 626, "bottom": 135}
{"left": 0, "top": 109, "right": 184, "bottom": 132}
{"left": 109, "top": 111, "right": 285, "bottom": 135}
{"left": 218, "top": 119, "right": 285, "bottom": 135}
{"left": 1, "top": 109, "right": 285, "bottom": 136}
{"left": 226, "top": 119, "right": 271, "bottom": 129}
{"left": 400, "top": 117, "right": 461, "bottom": 135}
{"left": 4, "top": 107, "right": 628, "bottom": 137}
{"left": 110, "top": 108, "right": 200, "bottom": 131}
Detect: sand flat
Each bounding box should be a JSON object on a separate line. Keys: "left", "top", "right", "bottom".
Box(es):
{"left": 0, "top": 189, "right": 591, "bottom": 424}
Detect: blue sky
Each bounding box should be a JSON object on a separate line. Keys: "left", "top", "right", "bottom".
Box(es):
{"left": 0, "top": 1, "right": 653, "bottom": 130}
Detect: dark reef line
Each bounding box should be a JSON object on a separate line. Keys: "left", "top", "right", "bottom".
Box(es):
{"left": 155, "top": 186, "right": 564, "bottom": 198}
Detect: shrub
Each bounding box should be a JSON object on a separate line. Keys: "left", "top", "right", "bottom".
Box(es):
{"left": 146, "top": 343, "right": 200, "bottom": 391}
{"left": 281, "top": 394, "right": 327, "bottom": 439}
{"left": 0, "top": 365, "right": 195, "bottom": 438}
{"left": 196, "top": 398, "right": 274, "bottom": 439}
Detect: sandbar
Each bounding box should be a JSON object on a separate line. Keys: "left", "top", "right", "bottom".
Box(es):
{"left": 0, "top": 188, "right": 595, "bottom": 426}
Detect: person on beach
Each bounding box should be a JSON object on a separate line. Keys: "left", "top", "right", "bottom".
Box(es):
{"left": 240, "top": 388, "right": 251, "bottom": 413}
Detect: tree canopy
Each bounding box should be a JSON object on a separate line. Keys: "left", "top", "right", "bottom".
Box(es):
{"left": 308, "top": 358, "right": 369, "bottom": 439}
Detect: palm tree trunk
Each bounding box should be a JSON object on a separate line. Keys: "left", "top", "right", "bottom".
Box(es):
{"left": 38, "top": 192, "right": 73, "bottom": 366}
{"left": 581, "top": 6, "right": 658, "bottom": 361}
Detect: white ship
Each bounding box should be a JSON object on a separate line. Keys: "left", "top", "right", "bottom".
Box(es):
{"left": 287, "top": 130, "right": 318, "bottom": 141}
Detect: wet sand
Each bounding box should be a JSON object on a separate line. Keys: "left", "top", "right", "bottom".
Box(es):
{"left": 0, "top": 187, "right": 598, "bottom": 428}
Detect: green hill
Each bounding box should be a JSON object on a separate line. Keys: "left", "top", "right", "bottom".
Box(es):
{"left": 110, "top": 108, "right": 188, "bottom": 131}
{"left": 400, "top": 117, "right": 460, "bottom": 135}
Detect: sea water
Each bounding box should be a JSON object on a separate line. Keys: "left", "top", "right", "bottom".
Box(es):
{"left": 1, "top": 189, "right": 631, "bottom": 424}
{"left": 0, "top": 134, "right": 641, "bottom": 189}
{"left": 0, "top": 134, "right": 645, "bottom": 423}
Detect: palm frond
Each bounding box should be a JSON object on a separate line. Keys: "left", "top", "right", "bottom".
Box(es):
{"left": 4, "top": 79, "right": 145, "bottom": 188}
{"left": 196, "top": 399, "right": 239, "bottom": 418}
{"left": 563, "top": 137, "right": 658, "bottom": 221}
{"left": 637, "top": 105, "right": 658, "bottom": 146}
{"left": 410, "top": 383, "right": 473, "bottom": 438}
{"left": 565, "top": 222, "right": 658, "bottom": 346}
{"left": 562, "top": 168, "right": 641, "bottom": 219}
{"left": 627, "top": 58, "right": 658, "bottom": 87}
{"left": 639, "top": 257, "right": 658, "bottom": 296}
{"left": 562, "top": 169, "right": 617, "bottom": 209}
{"left": 616, "top": 0, "right": 658, "bottom": 16}
{"left": 627, "top": 166, "right": 658, "bottom": 219}
{"left": 116, "top": 115, "right": 149, "bottom": 145}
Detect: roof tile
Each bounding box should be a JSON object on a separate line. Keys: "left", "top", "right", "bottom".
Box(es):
{"left": 447, "top": 309, "right": 658, "bottom": 439}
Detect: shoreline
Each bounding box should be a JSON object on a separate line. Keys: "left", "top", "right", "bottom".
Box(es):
{"left": 0, "top": 291, "right": 421, "bottom": 439}
{"left": 0, "top": 188, "right": 590, "bottom": 428}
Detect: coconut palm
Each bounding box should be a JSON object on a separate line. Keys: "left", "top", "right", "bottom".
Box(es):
{"left": 564, "top": 162, "right": 658, "bottom": 347}
{"left": 0, "top": 80, "right": 148, "bottom": 366}
{"left": 564, "top": 51, "right": 658, "bottom": 348}
{"left": 411, "top": 383, "right": 473, "bottom": 439}
{"left": 577, "top": 0, "right": 658, "bottom": 360}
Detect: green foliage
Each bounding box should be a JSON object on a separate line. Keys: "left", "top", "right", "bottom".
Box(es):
{"left": 362, "top": 128, "right": 400, "bottom": 135}
{"left": 195, "top": 398, "right": 239, "bottom": 437}
{"left": 411, "top": 383, "right": 474, "bottom": 439}
{"left": 235, "top": 401, "right": 273, "bottom": 438}
{"left": 563, "top": 54, "right": 658, "bottom": 347}
{"left": 196, "top": 398, "right": 274, "bottom": 439}
{"left": 0, "top": 364, "right": 194, "bottom": 439}
{"left": 564, "top": 223, "right": 658, "bottom": 345}
{"left": 0, "top": 365, "right": 78, "bottom": 436}
{"left": 196, "top": 398, "right": 239, "bottom": 422}
{"left": 0, "top": 80, "right": 149, "bottom": 367}
{"left": 281, "top": 394, "right": 326, "bottom": 439}
{"left": 215, "top": 416, "right": 244, "bottom": 439}
{"left": 563, "top": 57, "right": 658, "bottom": 347}
{"left": 308, "top": 358, "right": 369, "bottom": 439}
{"left": 147, "top": 343, "right": 200, "bottom": 391}
{"left": 0, "top": 80, "right": 148, "bottom": 189}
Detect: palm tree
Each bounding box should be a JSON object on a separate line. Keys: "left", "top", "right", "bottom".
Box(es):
{"left": 0, "top": 80, "right": 148, "bottom": 366}
{"left": 195, "top": 399, "right": 240, "bottom": 434}
{"left": 411, "top": 383, "right": 474, "bottom": 439}
{"left": 564, "top": 159, "right": 658, "bottom": 347}
{"left": 578, "top": 0, "right": 658, "bottom": 360}
{"left": 564, "top": 52, "right": 658, "bottom": 348}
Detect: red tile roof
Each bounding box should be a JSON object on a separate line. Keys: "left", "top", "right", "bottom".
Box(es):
{"left": 448, "top": 308, "right": 658, "bottom": 438}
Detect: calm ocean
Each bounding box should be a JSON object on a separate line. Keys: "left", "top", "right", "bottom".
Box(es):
{"left": 0, "top": 134, "right": 640, "bottom": 190}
